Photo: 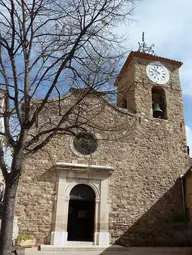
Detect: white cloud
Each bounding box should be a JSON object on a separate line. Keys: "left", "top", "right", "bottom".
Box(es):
{"left": 180, "top": 60, "right": 192, "bottom": 97}
{"left": 186, "top": 126, "right": 192, "bottom": 157}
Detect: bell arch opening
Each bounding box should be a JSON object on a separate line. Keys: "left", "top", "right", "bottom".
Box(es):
{"left": 152, "top": 86, "right": 167, "bottom": 119}
{"left": 67, "top": 184, "right": 95, "bottom": 242}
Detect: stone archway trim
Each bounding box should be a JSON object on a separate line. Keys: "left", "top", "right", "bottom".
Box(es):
{"left": 51, "top": 162, "right": 114, "bottom": 246}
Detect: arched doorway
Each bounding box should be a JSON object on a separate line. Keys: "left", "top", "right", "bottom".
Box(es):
{"left": 67, "top": 184, "right": 95, "bottom": 241}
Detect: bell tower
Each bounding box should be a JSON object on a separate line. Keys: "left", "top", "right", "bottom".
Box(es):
{"left": 112, "top": 36, "right": 190, "bottom": 246}
{"left": 115, "top": 34, "right": 184, "bottom": 123}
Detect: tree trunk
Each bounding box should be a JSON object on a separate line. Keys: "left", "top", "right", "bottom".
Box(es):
{"left": 0, "top": 177, "right": 19, "bottom": 255}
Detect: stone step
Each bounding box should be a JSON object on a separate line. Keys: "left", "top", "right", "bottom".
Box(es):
{"left": 40, "top": 244, "right": 127, "bottom": 252}
{"left": 24, "top": 246, "right": 192, "bottom": 255}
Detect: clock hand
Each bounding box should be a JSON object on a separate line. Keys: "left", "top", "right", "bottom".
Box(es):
{"left": 151, "top": 69, "right": 160, "bottom": 75}
{"left": 154, "top": 67, "right": 161, "bottom": 73}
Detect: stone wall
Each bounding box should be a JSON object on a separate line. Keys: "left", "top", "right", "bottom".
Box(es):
{"left": 15, "top": 94, "right": 191, "bottom": 245}
{"left": 185, "top": 171, "right": 192, "bottom": 221}
{"left": 15, "top": 53, "right": 191, "bottom": 246}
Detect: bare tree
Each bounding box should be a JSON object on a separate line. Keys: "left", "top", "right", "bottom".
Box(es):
{"left": 0, "top": 0, "right": 135, "bottom": 254}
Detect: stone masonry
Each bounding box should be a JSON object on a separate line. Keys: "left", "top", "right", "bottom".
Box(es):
{"left": 15, "top": 52, "right": 192, "bottom": 246}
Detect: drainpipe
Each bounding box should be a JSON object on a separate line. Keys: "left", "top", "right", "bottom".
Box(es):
{"left": 180, "top": 175, "right": 187, "bottom": 222}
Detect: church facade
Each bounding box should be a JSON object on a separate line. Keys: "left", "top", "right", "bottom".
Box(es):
{"left": 15, "top": 51, "right": 192, "bottom": 246}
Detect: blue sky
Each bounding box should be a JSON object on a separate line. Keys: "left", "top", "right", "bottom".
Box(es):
{"left": 118, "top": 0, "right": 192, "bottom": 155}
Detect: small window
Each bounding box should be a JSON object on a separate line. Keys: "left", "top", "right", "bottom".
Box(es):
{"left": 152, "top": 87, "right": 167, "bottom": 119}
{"left": 73, "top": 132, "right": 97, "bottom": 155}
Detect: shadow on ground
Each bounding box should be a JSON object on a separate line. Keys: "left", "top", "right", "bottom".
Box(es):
{"left": 98, "top": 246, "right": 192, "bottom": 255}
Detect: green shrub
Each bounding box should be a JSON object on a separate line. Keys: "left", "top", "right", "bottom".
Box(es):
{"left": 16, "top": 233, "right": 34, "bottom": 242}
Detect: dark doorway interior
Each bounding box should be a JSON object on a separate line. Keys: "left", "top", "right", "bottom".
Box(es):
{"left": 67, "top": 184, "right": 95, "bottom": 242}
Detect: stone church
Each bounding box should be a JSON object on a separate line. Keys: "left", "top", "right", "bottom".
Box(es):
{"left": 15, "top": 49, "right": 192, "bottom": 247}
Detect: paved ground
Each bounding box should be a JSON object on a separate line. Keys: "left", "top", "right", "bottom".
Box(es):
{"left": 16, "top": 247, "right": 192, "bottom": 255}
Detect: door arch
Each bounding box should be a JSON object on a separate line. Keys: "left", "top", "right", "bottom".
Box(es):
{"left": 67, "top": 184, "right": 95, "bottom": 241}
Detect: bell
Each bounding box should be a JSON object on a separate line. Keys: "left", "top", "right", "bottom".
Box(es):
{"left": 152, "top": 103, "right": 163, "bottom": 118}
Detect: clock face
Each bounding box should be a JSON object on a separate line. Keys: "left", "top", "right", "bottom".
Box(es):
{"left": 146, "top": 62, "right": 169, "bottom": 84}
